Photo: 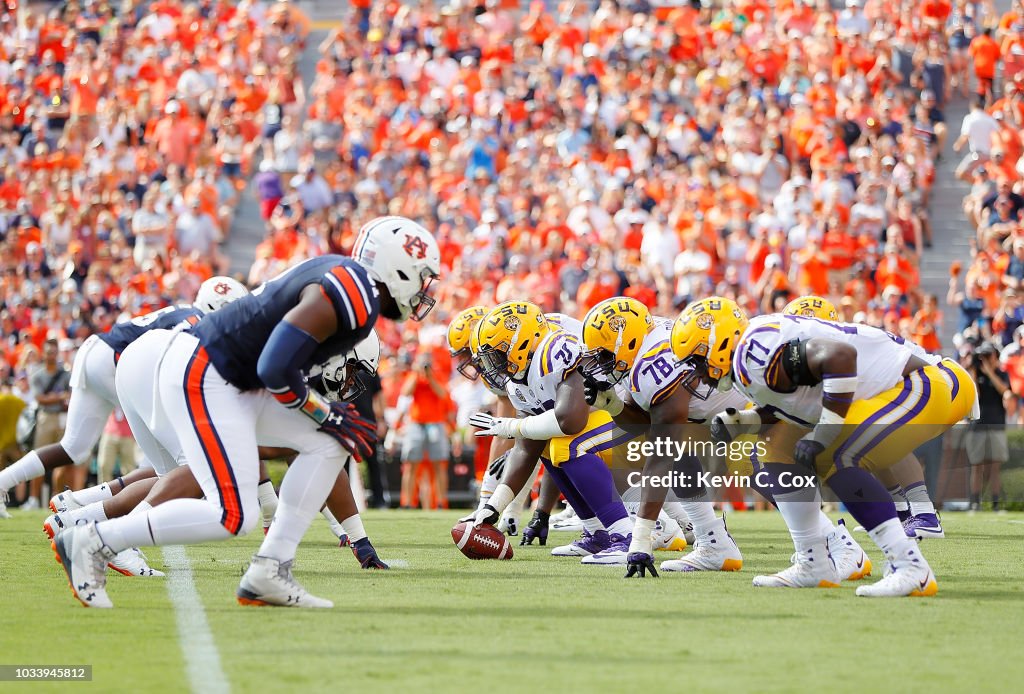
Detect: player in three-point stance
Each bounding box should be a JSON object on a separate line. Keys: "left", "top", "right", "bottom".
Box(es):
{"left": 52, "top": 216, "right": 440, "bottom": 608}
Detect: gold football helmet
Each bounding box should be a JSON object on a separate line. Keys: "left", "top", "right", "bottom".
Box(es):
{"left": 474, "top": 301, "right": 550, "bottom": 387}
{"left": 784, "top": 295, "right": 838, "bottom": 321}
{"left": 580, "top": 297, "right": 654, "bottom": 385}
{"left": 670, "top": 297, "right": 749, "bottom": 395}
{"left": 447, "top": 305, "right": 488, "bottom": 380}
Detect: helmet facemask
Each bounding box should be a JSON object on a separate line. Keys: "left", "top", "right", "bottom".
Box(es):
{"left": 477, "top": 342, "right": 514, "bottom": 388}
{"left": 452, "top": 347, "right": 481, "bottom": 381}
{"left": 406, "top": 270, "right": 438, "bottom": 321}
{"left": 579, "top": 348, "right": 627, "bottom": 389}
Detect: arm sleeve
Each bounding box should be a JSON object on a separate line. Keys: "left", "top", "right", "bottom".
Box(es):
{"left": 256, "top": 321, "right": 331, "bottom": 424}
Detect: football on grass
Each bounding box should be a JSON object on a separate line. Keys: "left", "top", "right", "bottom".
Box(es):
{"left": 451, "top": 521, "right": 513, "bottom": 560}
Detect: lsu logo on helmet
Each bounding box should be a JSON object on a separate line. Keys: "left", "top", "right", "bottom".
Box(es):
{"left": 783, "top": 295, "right": 838, "bottom": 321}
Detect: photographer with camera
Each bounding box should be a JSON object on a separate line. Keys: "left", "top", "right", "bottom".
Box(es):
{"left": 397, "top": 347, "right": 454, "bottom": 509}
{"left": 962, "top": 341, "right": 1009, "bottom": 511}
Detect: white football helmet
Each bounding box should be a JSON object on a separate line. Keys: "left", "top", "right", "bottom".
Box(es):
{"left": 194, "top": 276, "right": 249, "bottom": 313}
{"left": 307, "top": 330, "right": 381, "bottom": 402}
{"left": 351, "top": 216, "right": 441, "bottom": 322}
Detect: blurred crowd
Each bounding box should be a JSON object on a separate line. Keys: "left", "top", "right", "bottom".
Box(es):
{"left": 5, "top": 0, "right": 1024, "bottom": 510}
{"left": 0, "top": 0, "right": 311, "bottom": 491}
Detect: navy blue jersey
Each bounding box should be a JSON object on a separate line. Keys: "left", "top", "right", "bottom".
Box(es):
{"left": 192, "top": 256, "right": 379, "bottom": 391}
{"left": 97, "top": 304, "right": 203, "bottom": 361}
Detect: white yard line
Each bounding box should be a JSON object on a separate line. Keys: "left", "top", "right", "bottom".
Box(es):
{"left": 162, "top": 546, "right": 230, "bottom": 694}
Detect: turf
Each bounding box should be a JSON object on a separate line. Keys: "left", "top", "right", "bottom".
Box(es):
{"left": 2, "top": 510, "right": 1023, "bottom": 693}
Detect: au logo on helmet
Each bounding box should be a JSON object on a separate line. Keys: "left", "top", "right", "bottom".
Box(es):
{"left": 403, "top": 234, "right": 429, "bottom": 259}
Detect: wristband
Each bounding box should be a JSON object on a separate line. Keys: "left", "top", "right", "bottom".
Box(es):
{"left": 488, "top": 484, "right": 516, "bottom": 515}
{"left": 514, "top": 409, "right": 568, "bottom": 440}
{"left": 629, "top": 517, "right": 656, "bottom": 555}
{"left": 599, "top": 390, "right": 625, "bottom": 416}
{"left": 300, "top": 389, "right": 332, "bottom": 425}
{"left": 809, "top": 407, "right": 845, "bottom": 447}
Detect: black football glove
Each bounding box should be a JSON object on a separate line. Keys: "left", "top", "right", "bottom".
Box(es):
{"left": 352, "top": 538, "right": 389, "bottom": 569}
{"left": 520, "top": 509, "right": 549, "bottom": 546}
{"left": 318, "top": 402, "right": 376, "bottom": 460}
{"left": 794, "top": 439, "right": 825, "bottom": 470}
{"left": 624, "top": 552, "right": 659, "bottom": 578}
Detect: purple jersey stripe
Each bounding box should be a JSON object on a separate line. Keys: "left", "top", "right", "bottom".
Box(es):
{"left": 850, "top": 372, "right": 931, "bottom": 467}
{"left": 568, "top": 421, "right": 618, "bottom": 460}
{"left": 832, "top": 375, "right": 914, "bottom": 468}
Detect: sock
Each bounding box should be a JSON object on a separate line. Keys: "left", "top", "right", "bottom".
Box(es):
{"left": 131, "top": 501, "right": 153, "bottom": 515}
{"left": 257, "top": 479, "right": 279, "bottom": 527}
{"left": 992, "top": 495, "right": 1000, "bottom": 511}
{"left": 679, "top": 490, "right": 718, "bottom": 536}
{"left": 339, "top": 514, "right": 367, "bottom": 543}
{"left": 257, "top": 453, "right": 342, "bottom": 561}
{"left": 620, "top": 485, "right": 641, "bottom": 516}
{"left": 902, "top": 481, "right": 935, "bottom": 516}
{"left": 867, "top": 517, "right": 916, "bottom": 557}
{"left": 887, "top": 484, "right": 909, "bottom": 512}
{"left": 68, "top": 501, "right": 107, "bottom": 524}
{"left": 662, "top": 501, "right": 690, "bottom": 528}
{"left": 260, "top": 501, "right": 318, "bottom": 561}
{"left": 73, "top": 482, "right": 115, "bottom": 506}
{"left": 606, "top": 516, "right": 633, "bottom": 537}
{"left": 827, "top": 467, "right": 897, "bottom": 532}
{"left": 774, "top": 488, "right": 824, "bottom": 553}
{"left": 818, "top": 509, "right": 837, "bottom": 539}
{"left": 321, "top": 508, "right": 346, "bottom": 539}
{"left": 0, "top": 451, "right": 44, "bottom": 491}
{"left": 560, "top": 454, "right": 629, "bottom": 531}
{"left": 582, "top": 516, "right": 603, "bottom": 534}
{"left": 971, "top": 493, "right": 981, "bottom": 508}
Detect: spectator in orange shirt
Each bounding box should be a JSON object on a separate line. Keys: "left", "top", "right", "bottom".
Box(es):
{"left": 398, "top": 350, "right": 453, "bottom": 510}
{"left": 969, "top": 28, "right": 1002, "bottom": 101}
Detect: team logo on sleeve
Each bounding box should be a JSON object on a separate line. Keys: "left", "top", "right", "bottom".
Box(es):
{"left": 403, "top": 234, "right": 429, "bottom": 259}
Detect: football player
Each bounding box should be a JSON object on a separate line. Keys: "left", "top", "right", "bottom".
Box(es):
{"left": 460, "top": 301, "right": 651, "bottom": 565}
{"left": 52, "top": 216, "right": 439, "bottom": 608}
{"left": 784, "top": 297, "right": 944, "bottom": 539}
{"left": 674, "top": 297, "right": 976, "bottom": 597}
{"left": 579, "top": 297, "right": 743, "bottom": 577}
{"left": 46, "top": 332, "right": 389, "bottom": 570}
{"left": 0, "top": 276, "right": 247, "bottom": 523}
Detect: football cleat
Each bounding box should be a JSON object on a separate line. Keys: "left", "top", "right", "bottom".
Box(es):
{"left": 581, "top": 533, "right": 632, "bottom": 565}
{"left": 652, "top": 518, "right": 688, "bottom": 552}
{"left": 828, "top": 519, "right": 872, "bottom": 581}
{"left": 237, "top": 556, "right": 333, "bottom": 608}
{"left": 551, "top": 506, "right": 582, "bottom": 532}
{"left": 0, "top": 491, "right": 11, "bottom": 519}
{"left": 551, "top": 529, "right": 610, "bottom": 557}
{"left": 903, "top": 513, "right": 944, "bottom": 539}
{"left": 50, "top": 488, "right": 85, "bottom": 514}
{"left": 52, "top": 523, "right": 115, "bottom": 608}
{"left": 660, "top": 517, "right": 742, "bottom": 572}
{"left": 351, "top": 538, "right": 388, "bottom": 569}
{"left": 897, "top": 508, "right": 911, "bottom": 524}
{"left": 856, "top": 546, "right": 938, "bottom": 597}
{"left": 43, "top": 511, "right": 77, "bottom": 539}
{"left": 753, "top": 544, "right": 840, "bottom": 588}
{"left": 108, "top": 548, "right": 165, "bottom": 577}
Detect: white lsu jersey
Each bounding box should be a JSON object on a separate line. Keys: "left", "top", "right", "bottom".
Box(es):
{"left": 504, "top": 323, "right": 584, "bottom": 416}
{"left": 732, "top": 314, "right": 937, "bottom": 427}
{"left": 619, "top": 317, "right": 746, "bottom": 420}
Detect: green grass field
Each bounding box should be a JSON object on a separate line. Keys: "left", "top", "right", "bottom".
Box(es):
{"left": 2, "top": 510, "right": 1023, "bottom": 693}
